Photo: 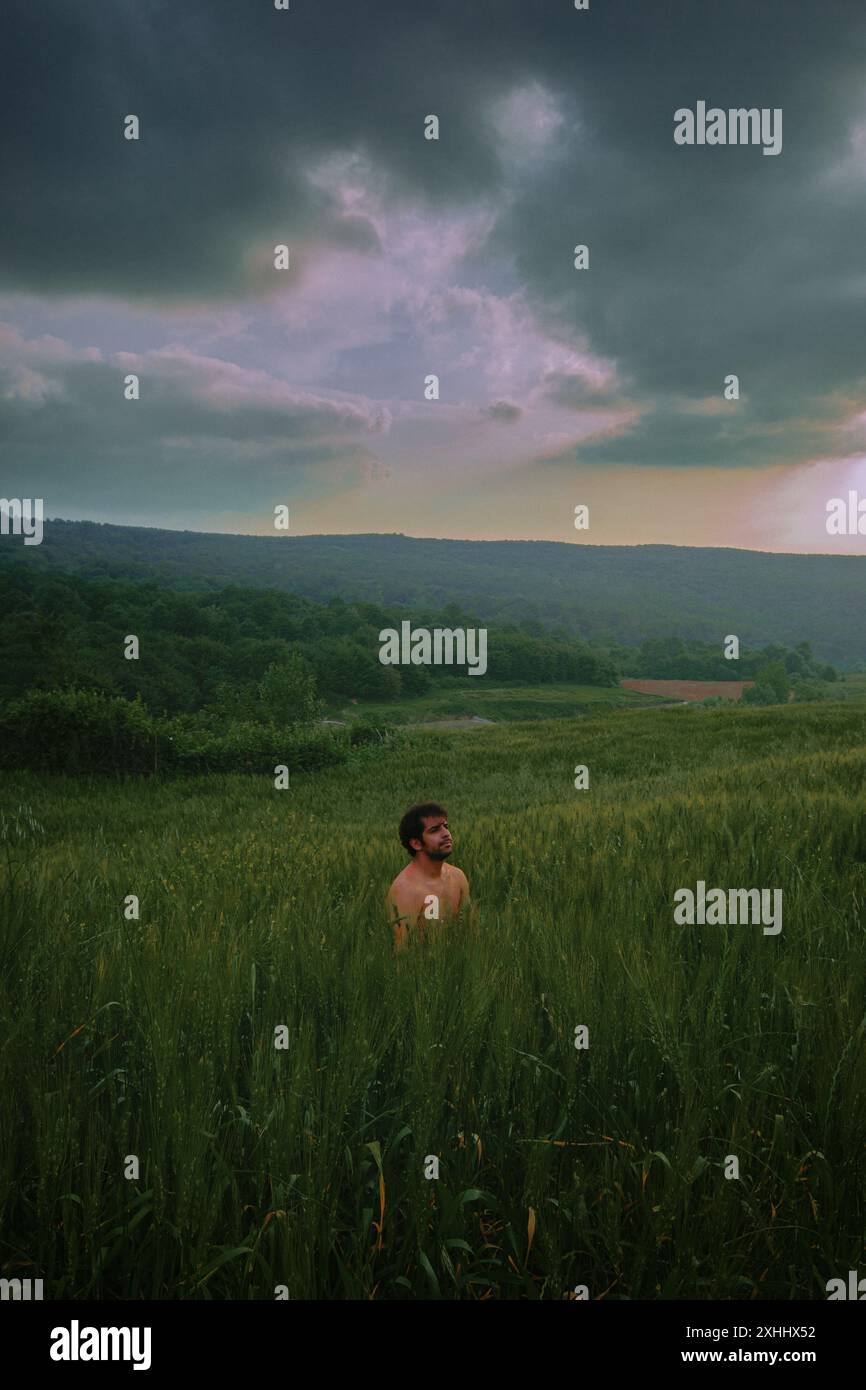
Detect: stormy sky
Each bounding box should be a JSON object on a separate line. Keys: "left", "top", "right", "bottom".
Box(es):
{"left": 3, "top": 0, "right": 866, "bottom": 550}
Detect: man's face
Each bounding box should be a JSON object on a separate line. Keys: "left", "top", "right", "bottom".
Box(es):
{"left": 415, "top": 815, "right": 453, "bottom": 861}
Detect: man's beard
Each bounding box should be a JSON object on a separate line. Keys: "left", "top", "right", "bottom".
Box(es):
{"left": 428, "top": 847, "right": 452, "bottom": 861}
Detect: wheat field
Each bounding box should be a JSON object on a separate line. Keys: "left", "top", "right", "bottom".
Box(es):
{"left": 1, "top": 701, "right": 865, "bottom": 1299}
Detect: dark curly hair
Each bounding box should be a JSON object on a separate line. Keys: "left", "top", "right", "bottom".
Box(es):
{"left": 399, "top": 802, "right": 448, "bottom": 857}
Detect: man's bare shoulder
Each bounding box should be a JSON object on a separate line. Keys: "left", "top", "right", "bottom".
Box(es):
{"left": 387, "top": 865, "right": 421, "bottom": 918}
{"left": 444, "top": 863, "right": 469, "bottom": 893}
{"left": 388, "top": 863, "right": 418, "bottom": 893}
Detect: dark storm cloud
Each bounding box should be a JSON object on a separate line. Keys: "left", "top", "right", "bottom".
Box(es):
{"left": 534, "top": 374, "right": 866, "bottom": 470}
{"left": 4, "top": 0, "right": 866, "bottom": 472}
{"left": 1, "top": 0, "right": 522, "bottom": 300}
{"left": 485, "top": 400, "right": 523, "bottom": 423}
{"left": 481, "top": 1, "right": 866, "bottom": 460}
{"left": 534, "top": 400, "right": 858, "bottom": 472}
{"left": 8, "top": 0, "right": 852, "bottom": 299}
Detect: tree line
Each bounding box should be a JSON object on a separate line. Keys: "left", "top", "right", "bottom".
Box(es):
{"left": 0, "top": 565, "right": 617, "bottom": 717}
{"left": 0, "top": 567, "right": 840, "bottom": 774}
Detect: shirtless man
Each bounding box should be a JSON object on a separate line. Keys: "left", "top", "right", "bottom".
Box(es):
{"left": 387, "top": 802, "right": 470, "bottom": 951}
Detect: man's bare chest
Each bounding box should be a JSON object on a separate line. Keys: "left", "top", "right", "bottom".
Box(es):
{"left": 410, "top": 868, "right": 461, "bottom": 920}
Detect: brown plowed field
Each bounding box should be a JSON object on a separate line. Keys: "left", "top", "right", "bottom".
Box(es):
{"left": 620, "top": 679, "right": 755, "bottom": 702}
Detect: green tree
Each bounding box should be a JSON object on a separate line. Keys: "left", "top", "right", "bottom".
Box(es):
{"left": 755, "top": 660, "right": 790, "bottom": 703}
{"left": 742, "top": 682, "right": 776, "bottom": 707}
{"left": 258, "top": 652, "right": 322, "bottom": 726}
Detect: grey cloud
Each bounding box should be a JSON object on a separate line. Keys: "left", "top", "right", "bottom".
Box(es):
{"left": 532, "top": 393, "right": 865, "bottom": 471}
{"left": 1, "top": 0, "right": 523, "bottom": 301}
{"left": 485, "top": 400, "right": 523, "bottom": 422}
{"left": 0, "top": 334, "right": 387, "bottom": 508}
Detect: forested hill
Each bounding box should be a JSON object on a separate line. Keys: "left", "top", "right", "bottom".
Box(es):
{"left": 3, "top": 519, "right": 864, "bottom": 664}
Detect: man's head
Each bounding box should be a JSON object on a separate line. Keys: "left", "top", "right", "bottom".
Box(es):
{"left": 399, "top": 802, "right": 452, "bottom": 861}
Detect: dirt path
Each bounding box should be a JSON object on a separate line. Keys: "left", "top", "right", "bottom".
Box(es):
{"left": 628, "top": 700, "right": 690, "bottom": 710}
{"left": 405, "top": 716, "right": 496, "bottom": 730}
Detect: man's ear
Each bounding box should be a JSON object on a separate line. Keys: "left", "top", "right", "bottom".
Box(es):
{"left": 410, "top": 837, "right": 423, "bottom": 856}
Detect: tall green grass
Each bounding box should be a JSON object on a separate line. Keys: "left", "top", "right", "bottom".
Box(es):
{"left": 1, "top": 701, "right": 865, "bottom": 1299}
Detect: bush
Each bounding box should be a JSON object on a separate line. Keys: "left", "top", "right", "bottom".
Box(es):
{"left": 741, "top": 683, "right": 778, "bottom": 707}
{"left": 160, "top": 717, "right": 348, "bottom": 774}
{"left": 791, "top": 679, "right": 829, "bottom": 703}
{"left": 0, "top": 689, "right": 352, "bottom": 777}
{"left": 0, "top": 688, "right": 159, "bottom": 774}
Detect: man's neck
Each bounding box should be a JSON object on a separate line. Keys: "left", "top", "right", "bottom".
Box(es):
{"left": 415, "top": 853, "right": 447, "bottom": 879}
